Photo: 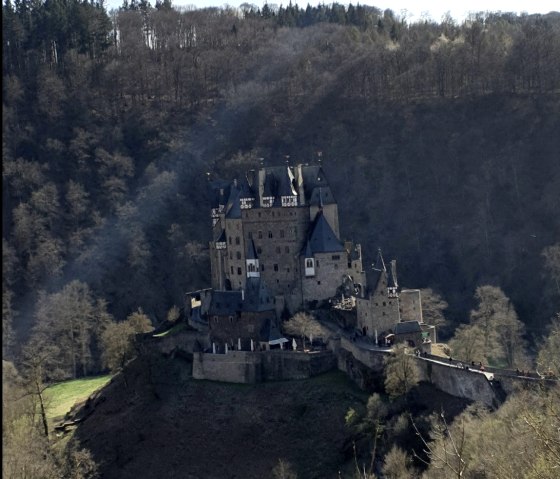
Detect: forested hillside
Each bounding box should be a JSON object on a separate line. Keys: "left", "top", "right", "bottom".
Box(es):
{"left": 3, "top": 0, "right": 560, "bottom": 370}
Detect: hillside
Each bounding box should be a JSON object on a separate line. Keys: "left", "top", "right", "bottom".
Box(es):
{"left": 71, "top": 353, "right": 468, "bottom": 478}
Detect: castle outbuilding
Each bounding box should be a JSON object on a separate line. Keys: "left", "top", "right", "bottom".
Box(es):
{"left": 356, "top": 250, "right": 435, "bottom": 349}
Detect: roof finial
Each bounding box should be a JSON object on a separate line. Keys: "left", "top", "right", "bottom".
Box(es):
{"left": 317, "top": 151, "right": 323, "bottom": 165}
{"left": 258, "top": 157, "right": 264, "bottom": 169}
{"left": 285, "top": 154, "right": 290, "bottom": 166}
{"left": 319, "top": 187, "right": 324, "bottom": 209}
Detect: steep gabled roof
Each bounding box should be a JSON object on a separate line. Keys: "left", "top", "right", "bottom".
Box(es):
{"left": 238, "top": 176, "right": 256, "bottom": 200}
{"left": 208, "top": 291, "right": 243, "bottom": 316}
{"left": 308, "top": 186, "right": 336, "bottom": 207}
{"left": 215, "top": 229, "right": 227, "bottom": 243}
{"left": 246, "top": 238, "right": 258, "bottom": 260}
{"left": 243, "top": 277, "right": 275, "bottom": 312}
{"left": 225, "top": 183, "right": 241, "bottom": 219}
{"left": 301, "top": 165, "right": 335, "bottom": 204}
{"left": 209, "top": 178, "right": 230, "bottom": 203}
{"left": 302, "top": 240, "right": 313, "bottom": 258}
{"left": 307, "top": 211, "right": 344, "bottom": 254}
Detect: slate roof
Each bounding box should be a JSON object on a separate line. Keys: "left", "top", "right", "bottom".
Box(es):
{"left": 246, "top": 238, "right": 258, "bottom": 260}
{"left": 308, "top": 186, "right": 335, "bottom": 207}
{"left": 303, "top": 241, "right": 313, "bottom": 258}
{"left": 243, "top": 277, "right": 275, "bottom": 312}
{"left": 225, "top": 184, "right": 241, "bottom": 219}
{"left": 394, "top": 321, "right": 422, "bottom": 335}
{"left": 307, "top": 211, "right": 344, "bottom": 254}
{"left": 259, "top": 317, "right": 286, "bottom": 343}
{"left": 208, "top": 291, "right": 243, "bottom": 316}
{"left": 215, "top": 229, "right": 226, "bottom": 243}
{"left": 301, "top": 166, "right": 336, "bottom": 204}
{"left": 208, "top": 277, "right": 275, "bottom": 316}
{"left": 209, "top": 179, "right": 231, "bottom": 209}
{"left": 238, "top": 176, "right": 256, "bottom": 200}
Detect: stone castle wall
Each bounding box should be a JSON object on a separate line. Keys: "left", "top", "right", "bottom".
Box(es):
{"left": 192, "top": 350, "right": 336, "bottom": 383}
{"left": 415, "top": 359, "right": 498, "bottom": 408}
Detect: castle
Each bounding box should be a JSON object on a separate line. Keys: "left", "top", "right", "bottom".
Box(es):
{"left": 208, "top": 164, "right": 366, "bottom": 313}
{"left": 186, "top": 162, "right": 434, "bottom": 351}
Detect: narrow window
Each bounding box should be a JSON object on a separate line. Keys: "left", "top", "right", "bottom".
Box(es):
{"left": 285, "top": 246, "right": 289, "bottom": 254}
{"left": 258, "top": 230, "right": 262, "bottom": 239}
{"left": 235, "top": 236, "right": 240, "bottom": 245}
{"left": 236, "top": 251, "right": 241, "bottom": 260}
{"left": 268, "top": 231, "right": 273, "bottom": 238}
{"left": 274, "top": 264, "right": 279, "bottom": 271}
{"left": 237, "top": 267, "right": 242, "bottom": 275}
{"left": 280, "top": 230, "right": 285, "bottom": 238}
{"left": 276, "top": 246, "right": 281, "bottom": 254}
{"left": 248, "top": 231, "right": 253, "bottom": 239}
{"left": 229, "top": 236, "right": 232, "bottom": 244}
{"left": 230, "top": 266, "right": 233, "bottom": 274}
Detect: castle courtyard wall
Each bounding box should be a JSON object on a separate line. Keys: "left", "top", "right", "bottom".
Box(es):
{"left": 192, "top": 350, "right": 336, "bottom": 383}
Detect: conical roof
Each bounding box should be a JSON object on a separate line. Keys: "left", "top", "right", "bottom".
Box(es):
{"left": 307, "top": 211, "right": 344, "bottom": 253}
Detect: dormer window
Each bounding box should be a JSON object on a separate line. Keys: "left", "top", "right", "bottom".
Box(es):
{"left": 281, "top": 196, "right": 297, "bottom": 207}
{"left": 262, "top": 197, "right": 274, "bottom": 208}
{"left": 240, "top": 198, "right": 254, "bottom": 209}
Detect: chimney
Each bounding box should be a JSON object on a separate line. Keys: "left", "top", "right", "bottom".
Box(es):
{"left": 241, "top": 288, "right": 245, "bottom": 301}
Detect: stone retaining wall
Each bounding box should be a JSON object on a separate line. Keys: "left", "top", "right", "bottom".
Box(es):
{"left": 192, "top": 350, "right": 336, "bottom": 383}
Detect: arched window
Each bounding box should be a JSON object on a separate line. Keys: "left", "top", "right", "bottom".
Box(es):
{"left": 248, "top": 264, "right": 255, "bottom": 272}
{"left": 306, "top": 259, "right": 314, "bottom": 268}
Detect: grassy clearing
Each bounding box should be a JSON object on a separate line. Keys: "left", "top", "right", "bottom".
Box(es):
{"left": 44, "top": 375, "right": 112, "bottom": 423}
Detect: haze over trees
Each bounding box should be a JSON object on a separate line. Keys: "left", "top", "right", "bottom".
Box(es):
{"left": 2, "top": 0, "right": 559, "bottom": 476}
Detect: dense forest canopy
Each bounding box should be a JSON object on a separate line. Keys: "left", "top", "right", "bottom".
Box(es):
{"left": 2, "top": 0, "right": 560, "bottom": 368}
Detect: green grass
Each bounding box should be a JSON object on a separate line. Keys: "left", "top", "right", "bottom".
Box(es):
{"left": 153, "top": 322, "right": 186, "bottom": 337}
{"left": 44, "top": 375, "right": 112, "bottom": 423}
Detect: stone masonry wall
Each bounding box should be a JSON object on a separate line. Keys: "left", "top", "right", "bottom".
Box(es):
{"left": 192, "top": 350, "right": 335, "bottom": 383}
{"left": 415, "top": 358, "right": 498, "bottom": 408}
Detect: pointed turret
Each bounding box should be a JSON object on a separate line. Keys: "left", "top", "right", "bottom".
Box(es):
{"left": 307, "top": 210, "right": 344, "bottom": 253}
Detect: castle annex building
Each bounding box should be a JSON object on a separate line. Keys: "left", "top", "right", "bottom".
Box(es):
{"left": 209, "top": 164, "right": 366, "bottom": 313}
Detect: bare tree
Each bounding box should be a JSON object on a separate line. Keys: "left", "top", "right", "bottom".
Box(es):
{"left": 536, "top": 313, "right": 560, "bottom": 377}
{"left": 282, "top": 312, "right": 322, "bottom": 350}
{"left": 272, "top": 459, "right": 297, "bottom": 479}
{"left": 384, "top": 344, "right": 420, "bottom": 398}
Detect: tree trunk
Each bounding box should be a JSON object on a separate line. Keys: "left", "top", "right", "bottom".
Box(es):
{"left": 35, "top": 380, "right": 49, "bottom": 438}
